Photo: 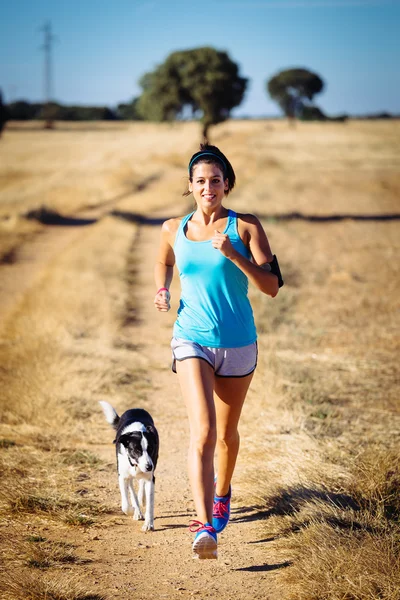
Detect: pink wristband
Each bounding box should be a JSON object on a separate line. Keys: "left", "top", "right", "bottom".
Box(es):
{"left": 157, "top": 287, "right": 169, "bottom": 294}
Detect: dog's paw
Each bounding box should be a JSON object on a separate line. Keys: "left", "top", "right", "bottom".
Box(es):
{"left": 133, "top": 509, "right": 144, "bottom": 521}
{"left": 122, "top": 504, "right": 134, "bottom": 516}
{"left": 142, "top": 521, "right": 154, "bottom": 532}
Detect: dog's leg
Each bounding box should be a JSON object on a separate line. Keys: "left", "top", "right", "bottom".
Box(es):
{"left": 138, "top": 478, "right": 145, "bottom": 511}
{"left": 129, "top": 479, "right": 144, "bottom": 521}
{"left": 142, "top": 477, "right": 155, "bottom": 531}
{"left": 119, "top": 475, "right": 134, "bottom": 515}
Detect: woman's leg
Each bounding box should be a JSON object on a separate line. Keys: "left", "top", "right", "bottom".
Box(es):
{"left": 176, "top": 358, "right": 216, "bottom": 524}
{"left": 214, "top": 373, "right": 254, "bottom": 497}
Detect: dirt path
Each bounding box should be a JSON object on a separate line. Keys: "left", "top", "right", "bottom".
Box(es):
{"left": 85, "top": 220, "right": 281, "bottom": 600}
{"left": 60, "top": 208, "right": 322, "bottom": 600}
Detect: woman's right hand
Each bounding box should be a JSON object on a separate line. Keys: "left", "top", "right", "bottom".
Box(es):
{"left": 154, "top": 289, "right": 171, "bottom": 312}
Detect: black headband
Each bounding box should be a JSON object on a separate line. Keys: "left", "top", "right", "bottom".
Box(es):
{"left": 188, "top": 152, "right": 227, "bottom": 173}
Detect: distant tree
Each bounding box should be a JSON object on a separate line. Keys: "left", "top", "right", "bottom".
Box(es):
{"left": 7, "top": 100, "right": 42, "bottom": 120}
{"left": 0, "top": 89, "right": 8, "bottom": 137}
{"left": 58, "top": 105, "right": 116, "bottom": 120}
{"left": 117, "top": 98, "right": 142, "bottom": 120}
{"left": 267, "top": 68, "right": 324, "bottom": 122}
{"left": 5, "top": 100, "right": 118, "bottom": 122}
{"left": 300, "top": 105, "right": 326, "bottom": 121}
{"left": 136, "top": 47, "right": 248, "bottom": 139}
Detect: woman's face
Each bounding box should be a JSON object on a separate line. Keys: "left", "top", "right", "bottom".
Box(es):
{"left": 189, "top": 162, "right": 229, "bottom": 211}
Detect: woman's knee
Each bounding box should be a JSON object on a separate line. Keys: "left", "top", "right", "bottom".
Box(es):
{"left": 190, "top": 425, "right": 217, "bottom": 453}
{"left": 217, "top": 429, "right": 240, "bottom": 449}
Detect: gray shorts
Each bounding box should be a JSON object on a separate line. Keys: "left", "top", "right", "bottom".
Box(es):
{"left": 171, "top": 337, "right": 257, "bottom": 378}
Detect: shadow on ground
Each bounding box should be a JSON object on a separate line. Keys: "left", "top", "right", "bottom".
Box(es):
{"left": 256, "top": 211, "right": 400, "bottom": 222}
{"left": 25, "top": 207, "right": 97, "bottom": 226}
{"left": 111, "top": 210, "right": 173, "bottom": 226}
{"left": 233, "top": 485, "right": 361, "bottom": 529}
{"left": 235, "top": 561, "right": 292, "bottom": 572}
{"left": 22, "top": 206, "right": 400, "bottom": 227}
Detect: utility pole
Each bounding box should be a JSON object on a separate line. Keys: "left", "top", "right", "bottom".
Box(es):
{"left": 41, "top": 21, "right": 56, "bottom": 128}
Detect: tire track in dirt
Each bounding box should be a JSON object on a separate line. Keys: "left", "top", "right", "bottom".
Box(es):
{"left": 0, "top": 188, "right": 154, "bottom": 333}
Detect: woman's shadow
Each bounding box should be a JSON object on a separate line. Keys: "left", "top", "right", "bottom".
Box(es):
{"left": 232, "top": 485, "right": 360, "bottom": 526}
{"left": 230, "top": 485, "right": 361, "bottom": 572}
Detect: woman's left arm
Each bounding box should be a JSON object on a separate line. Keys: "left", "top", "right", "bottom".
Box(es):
{"left": 212, "top": 214, "right": 280, "bottom": 297}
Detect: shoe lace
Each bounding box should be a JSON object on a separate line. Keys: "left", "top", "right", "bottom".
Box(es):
{"left": 188, "top": 520, "right": 216, "bottom": 533}
{"left": 213, "top": 499, "right": 229, "bottom": 519}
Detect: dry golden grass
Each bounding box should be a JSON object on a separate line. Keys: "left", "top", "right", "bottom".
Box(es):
{"left": 0, "top": 429, "right": 113, "bottom": 597}
{"left": 1, "top": 527, "right": 85, "bottom": 570}
{"left": 0, "top": 565, "right": 106, "bottom": 600}
{"left": 280, "top": 526, "right": 399, "bottom": 600}
{"left": 249, "top": 448, "right": 400, "bottom": 599}
{"left": 0, "top": 186, "right": 139, "bottom": 595}
{"left": 242, "top": 134, "right": 399, "bottom": 595}
{"left": 0, "top": 119, "right": 399, "bottom": 599}
{"left": 0, "top": 120, "right": 198, "bottom": 220}
{"left": 0, "top": 441, "right": 112, "bottom": 522}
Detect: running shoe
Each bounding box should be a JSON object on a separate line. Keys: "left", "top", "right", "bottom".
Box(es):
{"left": 189, "top": 521, "right": 218, "bottom": 559}
{"left": 212, "top": 484, "right": 231, "bottom": 533}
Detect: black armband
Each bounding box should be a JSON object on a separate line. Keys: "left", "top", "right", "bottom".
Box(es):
{"left": 269, "top": 255, "right": 284, "bottom": 288}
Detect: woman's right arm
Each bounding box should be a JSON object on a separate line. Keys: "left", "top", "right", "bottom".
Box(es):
{"left": 154, "top": 219, "right": 179, "bottom": 312}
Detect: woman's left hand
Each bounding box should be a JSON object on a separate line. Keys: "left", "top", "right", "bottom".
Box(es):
{"left": 212, "top": 230, "right": 236, "bottom": 259}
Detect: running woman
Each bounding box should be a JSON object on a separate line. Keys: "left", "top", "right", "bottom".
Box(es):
{"left": 154, "top": 143, "right": 283, "bottom": 559}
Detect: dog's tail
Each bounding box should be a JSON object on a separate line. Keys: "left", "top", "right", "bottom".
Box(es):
{"left": 99, "top": 401, "right": 119, "bottom": 430}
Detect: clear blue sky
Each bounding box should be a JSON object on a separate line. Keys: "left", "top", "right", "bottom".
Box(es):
{"left": 2, "top": 0, "right": 399, "bottom": 117}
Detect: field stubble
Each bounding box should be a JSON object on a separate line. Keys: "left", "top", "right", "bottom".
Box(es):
{"left": 0, "top": 120, "right": 399, "bottom": 599}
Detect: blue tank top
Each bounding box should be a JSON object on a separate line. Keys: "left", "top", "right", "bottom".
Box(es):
{"left": 173, "top": 209, "right": 257, "bottom": 348}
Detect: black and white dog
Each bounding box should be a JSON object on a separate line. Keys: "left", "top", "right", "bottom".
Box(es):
{"left": 99, "top": 401, "right": 159, "bottom": 531}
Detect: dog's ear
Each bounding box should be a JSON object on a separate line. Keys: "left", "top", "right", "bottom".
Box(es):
{"left": 118, "top": 433, "right": 131, "bottom": 447}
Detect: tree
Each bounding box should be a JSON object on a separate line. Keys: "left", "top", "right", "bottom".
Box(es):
{"left": 136, "top": 47, "right": 248, "bottom": 139}
{"left": 117, "top": 98, "right": 142, "bottom": 120}
{"left": 6, "top": 100, "right": 42, "bottom": 120}
{"left": 300, "top": 105, "right": 326, "bottom": 121}
{"left": 267, "top": 68, "right": 324, "bottom": 121}
{"left": 4, "top": 100, "right": 117, "bottom": 121}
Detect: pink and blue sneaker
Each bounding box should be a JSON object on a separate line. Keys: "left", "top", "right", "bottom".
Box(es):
{"left": 212, "top": 484, "right": 231, "bottom": 533}
{"left": 189, "top": 521, "right": 218, "bottom": 559}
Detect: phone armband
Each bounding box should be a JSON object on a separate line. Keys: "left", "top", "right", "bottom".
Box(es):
{"left": 270, "top": 255, "right": 284, "bottom": 288}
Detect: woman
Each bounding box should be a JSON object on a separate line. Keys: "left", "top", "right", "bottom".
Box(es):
{"left": 154, "top": 143, "right": 283, "bottom": 559}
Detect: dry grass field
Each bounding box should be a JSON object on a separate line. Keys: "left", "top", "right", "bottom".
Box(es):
{"left": 0, "top": 119, "right": 399, "bottom": 600}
